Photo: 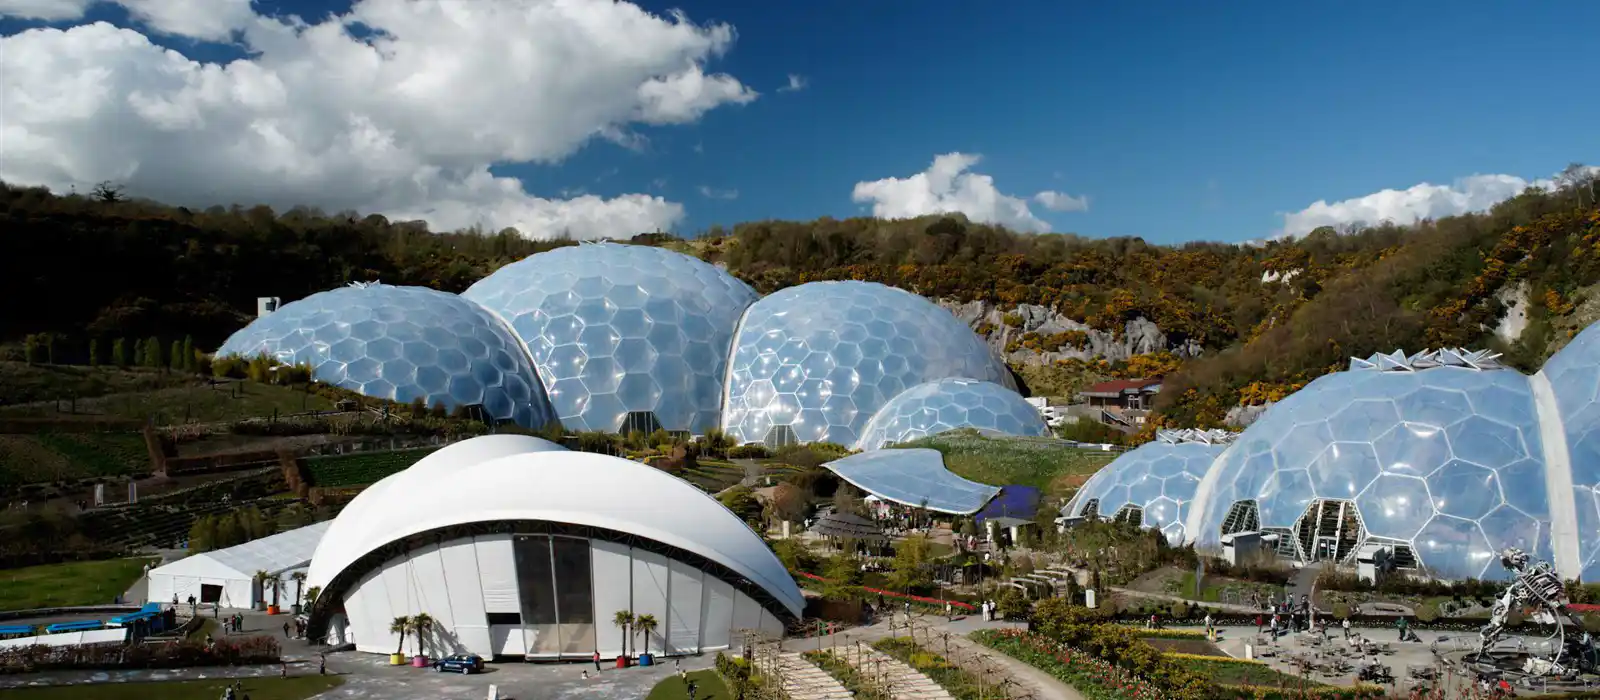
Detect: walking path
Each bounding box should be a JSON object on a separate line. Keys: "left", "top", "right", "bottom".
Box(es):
{"left": 819, "top": 614, "right": 1085, "bottom": 700}
{"left": 775, "top": 651, "right": 854, "bottom": 700}
{"left": 847, "top": 646, "right": 955, "bottom": 699}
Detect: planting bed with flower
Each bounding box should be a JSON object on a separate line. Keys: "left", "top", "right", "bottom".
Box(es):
{"left": 802, "top": 649, "right": 889, "bottom": 700}
{"left": 873, "top": 637, "right": 988, "bottom": 700}
{"left": 970, "top": 629, "right": 1171, "bottom": 700}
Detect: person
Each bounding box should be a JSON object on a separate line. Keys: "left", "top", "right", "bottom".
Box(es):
{"left": 1396, "top": 616, "right": 1410, "bottom": 642}
{"left": 581, "top": 670, "right": 589, "bottom": 680}
{"left": 593, "top": 649, "right": 602, "bottom": 672}
{"left": 1255, "top": 614, "right": 1263, "bottom": 634}
{"left": 319, "top": 652, "right": 327, "bottom": 675}
{"left": 1342, "top": 617, "right": 1351, "bottom": 639}
{"left": 281, "top": 661, "right": 288, "bottom": 678}
{"left": 686, "top": 679, "right": 698, "bottom": 699}
{"left": 1269, "top": 615, "right": 1278, "bottom": 638}
{"left": 1204, "top": 613, "right": 1213, "bottom": 638}
{"left": 945, "top": 601, "right": 953, "bottom": 619}
{"left": 283, "top": 622, "right": 291, "bottom": 638}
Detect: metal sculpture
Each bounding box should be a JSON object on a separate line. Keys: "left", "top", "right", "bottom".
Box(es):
{"left": 1473, "top": 548, "right": 1599, "bottom": 679}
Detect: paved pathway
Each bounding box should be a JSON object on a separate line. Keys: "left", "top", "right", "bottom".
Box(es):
{"left": 775, "top": 651, "right": 854, "bottom": 700}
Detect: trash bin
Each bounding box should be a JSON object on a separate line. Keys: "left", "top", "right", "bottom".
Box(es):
{"left": 615, "top": 655, "right": 628, "bottom": 669}
{"left": 639, "top": 653, "right": 654, "bottom": 667}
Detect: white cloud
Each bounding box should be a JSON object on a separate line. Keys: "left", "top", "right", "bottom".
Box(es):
{"left": 0, "top": 0, "right": 92, "bottom": 21}
{"left": 0, "top": 0, "right": 760, "bottom": 240}
{"left": 779, "top": 74, "right": 807, "bottom": 92}
{"left": 1277, "top": 167, "right": 1599, "bottom": 239}
{"left": 852, "top": 152, "right": 1076, "bottom": 233}
{"left": 697, "top": 185, "right": 738, "bottom": 200}
{"left": 1034, "top": 190, "right": 1089, "bottom": 212}
{"left": 119, "top": 0, "right": 256, "bottom": 41}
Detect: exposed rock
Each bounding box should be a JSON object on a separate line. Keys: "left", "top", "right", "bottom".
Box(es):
{"left": 1493, "top": 281, "right": 1530, "bottom": 345}
{"left": 937, "top": 299, "right": 1202, "bottom": 365}
{"left": 1225, "top": 402, "right": 1274, "bottom": 429}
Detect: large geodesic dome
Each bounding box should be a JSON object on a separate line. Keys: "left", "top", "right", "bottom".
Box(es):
{"left": 854, "top": 378, "right": 1048, "bottom": 451}
{"left": 720, "top": 281, "right": 1016, "bottom": 448}
{"left": 1063, "top": 430, "right": 1232, "bottom": 545}
{"left": 462, "top": 243, "right": 759, "bottom": 434}
{"left": 1184, "top": 350, "right": 1554, "bottom": 581}
{"left": 215, "top": 283, "right": 555, "bottom": 428}
{"left": 1539, "top": 324, "right": 1600, "bottom": 580}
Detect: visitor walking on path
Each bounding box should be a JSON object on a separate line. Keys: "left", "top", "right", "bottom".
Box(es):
{"left": 593, "top": 650, "right": 602, "bottom": 671}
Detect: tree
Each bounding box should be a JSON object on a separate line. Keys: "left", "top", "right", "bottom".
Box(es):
{"left": 612, "top": 610, "right": 634, "bottom": 658}
{"left": 411, "top": 612, "right": 435, "bottom": 658}
{"left": 87, "top": 338, "right": 100, "bottom": 367}
{"left": 187, "top": 514, "right": 218, "bottom": 551}
{"left": 90, "top": 181, "right": 124, "bottom": 203}
{"left": 634, "top": 613, "right": 659, "bottom": 656}
{"left": 143, "top": 336, "right": 163, "bottom": 368}
{"left": 291, "top": 571, "right": 308, "bottom": 608}
{"left": 717, "top": 485, "right": 763, "bottom": 525}
{"left": 889, "top": 534, "right": 934, "bottom": 592}
{"left": 390, "top": 615, "right": 412, "bottom": 656}
{"left": 22, "top": 335, "right": 38, "bottom": 365}
{"left": 169, "top": 340, "right": 184, "bottom": 371}
{"left": 111, "top": 338, "right": 127, "bottom": 367}
{"left": 181, "top": 335, "right": 195, "bottom": 371}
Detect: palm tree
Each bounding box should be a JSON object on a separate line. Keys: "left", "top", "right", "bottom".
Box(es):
{"left": 390, "top": 615, "right": 412, "bottom": 656}
{"left": 411, "top": 613, "right": 435, "bottom": 658}
{"left": 612, "top": 610, "right": 634, "bottom": 658}
{"left": 634, "top": 613, "right": 659, "bottom": 656}
{"left": 266, "top": 573, "right": 282, "bottom": 608}
{"left": 291, "top": 572, "right": 308, "bottom": 609}
{"left": 253, "top": 570, "right": 270, "bottom": 609}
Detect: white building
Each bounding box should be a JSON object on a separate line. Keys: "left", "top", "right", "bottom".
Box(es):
{"left": 304, "top": 435, "right": 803, "bottom": 660}
{"left": 147, "top": 520, "right": 330, "bottom": 610}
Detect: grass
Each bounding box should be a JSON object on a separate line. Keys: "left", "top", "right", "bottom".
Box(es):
{"left": 1171, "top": 656, "right": 1320, "bottom": 687}
{"left": 0, "top": 362, "right": 196, "bottom": 406}
{"left": 646, "top": 669, "right": 731, "bottom": 700}
{"left": 0, "top": 432, "right": 152, "bottom": 488}
{"left": 2, "top": 676, "right": 344, "bottom": 699}
{"left": 0, "top": 556, "right": 159, "bottom": 611}
{"left": 897, "top": 430, "right": 1115, "bottom": 497}
{"left": 0, "top": 381, "right": 334, "bottom": 424}
{"left": 305, "top": 448, "right": 437, "bottom": 487}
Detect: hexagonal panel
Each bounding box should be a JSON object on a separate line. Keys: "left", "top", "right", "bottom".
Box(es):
{"left": 462, "top": 243, "right": 758, "bottom": 432}
{"left": 1063, "top": 440, "right": 1226, "bottom": 544}
{"left": 216, "top": 283, "right": 554, "bottom": 428}
{"left": 722, "top": 281, "right": 1015, "bottom": 446}
{"left": 1187, "top": 365, "right": 1552, "bottom": 580}
{"left": 853, "top": 378, "right": 1048, "bottom": 450}
{"left": 1543, "top": 323, "right": 1600, "bottom": 578}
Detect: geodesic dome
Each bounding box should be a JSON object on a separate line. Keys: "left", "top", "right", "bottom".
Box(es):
{"left": 216, "top": 283, "right": 555, "bottom": 428}
{"left": 462, "top": 243, "right": 758, "bottom": 434}
{"left": 1539, "top": 324, "right": 1600, "bottom": 580}
{"left": 721, "top": 281, "right": 1014, "bottom": 448}
{"left": 1185, "top": 351, "right": 1553, "bottom": 580}
{"left": 855, "top": 378, "right": 1047, "bottom": 451}
{"left": 1063, "top": 431, "right": 1231, "bottom": 545}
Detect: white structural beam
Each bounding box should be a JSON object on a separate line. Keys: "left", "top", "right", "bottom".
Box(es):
{"left": 1531, "top": 370, "right": 1582, "bottom": 579}
{"left": 1181, "top": 441, "right": 1240, "bottom": 547}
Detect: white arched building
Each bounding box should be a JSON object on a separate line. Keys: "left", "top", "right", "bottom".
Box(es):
{"left": 305, "top": 435, "right": 802, "bottom": 659}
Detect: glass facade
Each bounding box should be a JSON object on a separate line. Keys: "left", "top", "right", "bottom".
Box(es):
{"left": 1065, "top": 440, "right": 1226, "bottom": 545}
{"left": 1190, "top": 365, "right": 1552, "bottom": 580}
{"left": 463, "top": 244, "right": 758, "bottom": 433}
{"left": 512, "top": 535, "right": 595, "bottom": 657}
{"left": 1541, "top": 324, "right": 1600, "bottom": 579}
{"left": 722, "top": 281, "right": 1015, "bottom": 447}
{"left": 216, "top": 283, "right": 554, "bottom": 428}
{"left": 855, "top": 378, "right": 1048, "bottom": 450}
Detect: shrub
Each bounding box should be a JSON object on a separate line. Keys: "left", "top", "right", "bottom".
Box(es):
{"left": 727, "top": 444, "right": 769, "bottom": 459}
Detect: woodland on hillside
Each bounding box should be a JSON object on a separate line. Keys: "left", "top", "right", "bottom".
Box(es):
{"left": 1, "top": 167, "right": 1596, "bottom": 435}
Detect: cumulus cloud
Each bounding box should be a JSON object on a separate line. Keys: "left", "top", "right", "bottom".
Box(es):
{"left": 1277, "top": 167, "right": 1599, "bottom": 239}
{"left": 697, "top": 186, "right": 738, "bottom": 200}
{"left": 779, "top": 74, "right": 807, "bottom": 92}
{"left": 0, "top": 0, "right": 761, "bottom": 239}
{"left": 1034, "top": 190, "right": 1089, "bottom": 212}
{"left": 852, "top": 153, "right": 1082, "bottom": 233}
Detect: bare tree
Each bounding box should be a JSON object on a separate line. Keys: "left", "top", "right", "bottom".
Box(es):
{"left": 91, "top": 181, "right": 125, "bottom": 203}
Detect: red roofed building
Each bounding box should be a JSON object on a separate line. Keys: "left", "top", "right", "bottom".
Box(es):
{"left": 1077, "top": 378, "right": 1162, "bottom": 431}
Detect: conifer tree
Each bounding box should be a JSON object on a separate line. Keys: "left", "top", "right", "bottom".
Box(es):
{"left": 111, "top": 338, "right": 128, "bottom": 367}
{"left": 89, "top": 338, "right": 100, "bottom": 367}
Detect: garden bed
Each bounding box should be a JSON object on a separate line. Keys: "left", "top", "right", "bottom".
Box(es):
{"left": 802, "top": 649, "right": 888, "bottom": 700}
{"left": 1145, "top": 638, "right": 1227, "bottom": 656}
{"left": 873, "top": 637, "right": 986, "bottom": 700}
{"left": 969, "top": 629, "right": 1169, "bottom": 700}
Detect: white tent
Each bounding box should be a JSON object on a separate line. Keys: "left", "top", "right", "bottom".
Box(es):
{"left": 148, "top": 521, "right": 331, "bottom": 610}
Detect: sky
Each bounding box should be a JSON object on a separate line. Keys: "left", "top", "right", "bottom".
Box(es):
{"left": 0, "top": 0, "right": 1596, "bottom": 244}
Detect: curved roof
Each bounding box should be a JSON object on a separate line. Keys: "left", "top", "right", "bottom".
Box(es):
{"left": 217, "top": 283, "right": 554, "bottom": 428}
{"left": 1184, "top": 365, "right": 1552, "bottom": 580}
{"left": 462, "top": 243, "right": 758, "bottom": 433}
{"left": 1063, "top": 440, "right": 1224, "bottom": 544}
{"left": 1539, "top": 324, "right": 1600, "bottom": 579}
{"left": 822, "top": 448, "right": 1001, "bottom": 515}
{"left": 722, "top": 281, "right": 1014, "bottom": 447}
{"left": 856, "top": 378, "right": 1047, "bottom": 451}
{"left": 306, "top": 436, "right": 802, "bottom": 617}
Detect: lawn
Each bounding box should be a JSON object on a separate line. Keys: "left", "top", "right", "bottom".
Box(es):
{"left": 0, "top": 381, "right": 334, "bottom": 424}
{"left": 0, "top": 362, "right": 197, "bottom": 406}
{"left": 896, "top": 430, "right": 1115, "bottom": 497}
{"left": 0, "top": 556, "right": 159, "bottom": 611}
{"left": 646, "top": 669, "right": 730, "bottom": 700}
{"left": 3, "top": 676, "right": 344, "bottom": 699}
{"left": 0, "top": 433, "right": 153, "bottom": 488}
{"left": 305, "top": 448, "right": 437, "bottom": 487}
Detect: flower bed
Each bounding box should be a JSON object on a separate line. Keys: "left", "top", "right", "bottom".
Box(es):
{"left": 873, "top": 637, "right": 986, "bottom": 700}
{"left": 1114, "top": 625, "right": 1211, "bottom": 640}
{"left": 970, "top": 629, "right": 1170, "bottom": 700}
{"left": 802, "top": 649, "right": 889, "bottom": 700}
{"left": 0, "top": 635, "right": 281, "bottom": 674}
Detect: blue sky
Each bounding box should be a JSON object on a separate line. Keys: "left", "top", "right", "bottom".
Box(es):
{"left": 0, "top": 0, "right": 1595, "bottom": 243}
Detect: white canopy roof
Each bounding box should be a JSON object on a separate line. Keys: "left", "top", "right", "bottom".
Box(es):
{"left": 154, "top": 520, "right": 331, "bottom": 580}
{"left": 307, "top": 435, "right": 804, "bottom": 617}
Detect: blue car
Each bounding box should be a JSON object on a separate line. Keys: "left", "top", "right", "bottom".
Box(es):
{"left": 433, "top": 653, "right": 485, "bottom": 674}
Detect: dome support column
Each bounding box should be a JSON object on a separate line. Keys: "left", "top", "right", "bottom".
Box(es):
{"left": 1531, "top": 370, "right": 1582, "bottom": 579}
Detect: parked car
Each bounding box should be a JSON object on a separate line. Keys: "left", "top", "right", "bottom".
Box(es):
{"left": 433, "top": 653, "right": 485, "bottom": 674}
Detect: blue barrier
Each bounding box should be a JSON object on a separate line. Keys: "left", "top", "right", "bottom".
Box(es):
{"left": 0, "top": 625, "right": 34, "bottom": 636}
{"left": 109, "top": 610, "right": 157, "bottom": 625}
{"left": 44, "top": 620, "right": 104, "bottom": 633}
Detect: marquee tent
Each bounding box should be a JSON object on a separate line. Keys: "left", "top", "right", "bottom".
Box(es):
{"left": 147, "top": 520, "right": 331, "bottom": 609}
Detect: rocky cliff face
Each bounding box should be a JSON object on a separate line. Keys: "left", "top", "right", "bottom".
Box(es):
{"left": 937, "top": 299, "right": 1202, "bottom": 365}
